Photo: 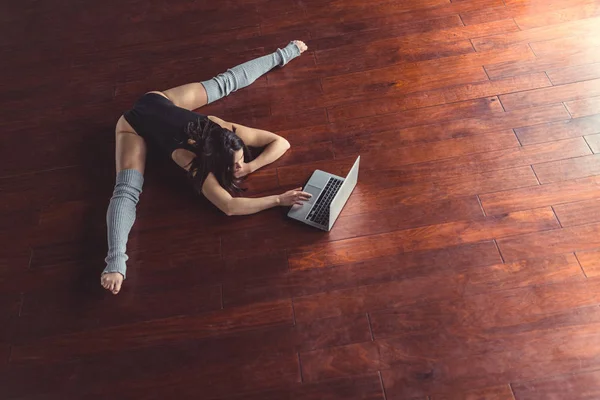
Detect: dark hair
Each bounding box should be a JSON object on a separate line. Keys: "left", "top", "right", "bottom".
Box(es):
{"left": 184, "top": 117, "right": 250, "bottom": 194}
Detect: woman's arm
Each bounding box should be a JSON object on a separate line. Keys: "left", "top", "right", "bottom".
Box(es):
{"left": 208, "top": 116, "right": 290, "bottom": 176}
{"left": 201, "top": 172, "right": 310, "bottom": 216}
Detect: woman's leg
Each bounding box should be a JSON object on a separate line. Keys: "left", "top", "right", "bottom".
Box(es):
{"left": 101, "top": 116, "right": 147, "bottom": 295}
{"left": 161, "top": 40, "right": 307, "bottom": 111}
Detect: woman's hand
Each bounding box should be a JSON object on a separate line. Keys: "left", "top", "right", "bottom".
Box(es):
{"left": 278, "top": 187, "right": 312, "bottom": 206}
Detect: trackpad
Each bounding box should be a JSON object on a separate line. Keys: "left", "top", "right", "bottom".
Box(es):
{"left": 304, "top": 185, "right": 321, "bottom": 205}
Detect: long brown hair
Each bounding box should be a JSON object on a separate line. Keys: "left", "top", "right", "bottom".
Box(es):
{"left": 184, "top": 117, "right": 250, "bottom": 194}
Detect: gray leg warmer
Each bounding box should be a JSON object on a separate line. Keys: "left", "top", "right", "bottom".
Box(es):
{"left": 103, "top": 169, "right": 144, "bottom": 279}
{"left": 200, "top": 41, "right": 301, "bottom": 104}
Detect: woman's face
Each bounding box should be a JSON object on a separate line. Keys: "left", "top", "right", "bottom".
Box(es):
{"left": 232, "top": 149, "right": 245, "bottom": 174}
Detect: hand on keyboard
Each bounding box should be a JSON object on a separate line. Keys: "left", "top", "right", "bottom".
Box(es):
{"left": 278, "top": 187, "right": 312, "bottom": 206}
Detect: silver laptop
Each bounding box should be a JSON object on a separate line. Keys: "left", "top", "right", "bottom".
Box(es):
{"left": 287, "top": 156, "right": 360, "bottom": 231}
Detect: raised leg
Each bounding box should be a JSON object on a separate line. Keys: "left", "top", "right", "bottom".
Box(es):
{"left": 160, "top": 40, "right": 307, "bottom": 111}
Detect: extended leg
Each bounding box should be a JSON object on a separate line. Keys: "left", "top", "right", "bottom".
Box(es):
{"left": 101, "top": 117, "right": 147, "bottom": 295}
{"left": 161, "top": 41, "right": 307, "bottom": 111}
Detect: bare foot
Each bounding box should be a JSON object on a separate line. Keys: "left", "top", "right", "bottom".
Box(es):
{"left": 293, "top": 40, "right": 308, "bottom": 54}
{"left": 101, "top": 272, "right": 124, "bottom": 295}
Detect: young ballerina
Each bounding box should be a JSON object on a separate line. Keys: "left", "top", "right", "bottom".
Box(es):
{"left": 101, "top": 40, "right": 312, "bottom": 295}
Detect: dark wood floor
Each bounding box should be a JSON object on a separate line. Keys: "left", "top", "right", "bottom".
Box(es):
{"left": 3, "top": 0, "right": 600, "bottom": 398}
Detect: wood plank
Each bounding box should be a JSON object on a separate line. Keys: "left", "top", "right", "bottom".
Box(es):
{"left": 586, "top": 133, "right": 600, "bottom": 153}
{"left": 472, "top": 16, "right": 600, "bottom": 51}
{"left": 319, "top": 256, "right": 584, "bottom": 345}
{"left": 303, "top": 0, "right": 452, "bottom": 23}
{"left": 276, "top": 124, "right": 336, "bottom": 145}
{"left": 208, "top": 374, "right": 385, "bottom": 400}
{"left": 316, "top": 18, "right": 519, "bottom": 53}
{"left": 547, "top": 63, "right": 600, "bottom": 85}
{"left": 351, "top": 137, "right": 592, "bottom": 186}
{"left": 83, "top": 347, "right": 300, "bottom": 399}
{"left": 576, "top": 249, "right": 600, "bottom": 277}
{"left": 0, "top": 293, "right": 21, "bottom": 346}
{"left": 333, "top": 130, "right": 520, "bottom": 163}
{"left": 16, "top": 283, "right": 222, "bottom": 341}
{"left": 485, "top": 48, "right": 600, "bottom": 80}
{"left": 531, "top": 34, "right": 600, "bottom": 58}
{"left": 330, "top": 75, "right": 552, "bottom": 121}
{"left": 274, "top": 104, "right": 568, "bottom": 167}
{"left": 480, "top": 175, "right": 600, "bottom": 215}
{"left": 306, "top": 297, "right": 600, "bottom": 389}
{"left": 288, "top": 208, "right": 558, "bottom": 271}
{"left": 292, "top": 267, "right": 466, "bottom": 324}
{"left": 515, "top": 114, "right": 600, "bottom": 145}
{"left": 224, "top": 78, "right": 322, "bottom": 117}
{"left": 533, "top": 154, "right": 600, "bottom": 184}
{"left": 333, "top": 103, "right": 569, "bottom": 145}
{"left": 463, "top": 253, "right": 584, "bottom": 295}
{"left": 262, "top": 0, "right": 504, "bottom": 39}
{"left": 300, "top": 341, "right": 381, "bottom": 382}
{"left": 512, "top": 369, "right": 600, "bottom": 400}
{"left": 317, "top": 39, "right": 476, "bottom": 76}
{"left": 345, "top": 166, "right": 539, "bottom": 211}
{"left": 221, "top": 196, "right": 484, "bottom": 259}
{"left": 312, "top": 14, "right": 464, "bottom": 52}
{"left": 497, "top": 222, "right": 600, "bottom": 262}
{"left": 329, "top": 73, "right": 550, "bottom": 121}
{"left": 279, "top": 119, "right": 583, "bottom": 189}
{"left": 328, "top": 95, "right": 504, "bottom": 123}
{"left": 553, "top": 199, "right": 600, "bottom": 227}
{"left": 313, "top": 15, "right": 469, "bottom": 69}
{"left": 11, "top": 313, "right": 370, "bottom": 365}
{"left": 515, "top": 1, "right": 600, "bottom": 30}
{"left": 14, "top": 299, "right": 293, "bottom": 356}
{"left": 319, "top": 43, "right": 536, "bottom": 101}
{"left": 380, "top": 315, "right": 600, "bottom": 398}
{"left": 370, "top": 279, "right": 600, "bottom": 341}
{"left": 431, "top": 385, "right": 514, "bottom": 400}
{"left": 225, "top": 241, "right": 500, "bottom": 307}
{"left": 321, "top": 65, "right": 489, "bottom": 104}
{"left": 566, "top": 96, "right": 600, "bottom": 118}
{"left": 499, "top": 79, "right": 600, "bottom": 111}
{"left": 460, "top": 0, "right": 596, "bottom": 25}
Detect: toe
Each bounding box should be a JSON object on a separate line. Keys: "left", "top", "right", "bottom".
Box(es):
{"left": 114, "top": 280, "right": 122, "bottom": 295}
{"left": 293, "top": 40, "right": 307, "bottom": 53}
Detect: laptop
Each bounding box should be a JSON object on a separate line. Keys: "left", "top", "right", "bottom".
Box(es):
{"left": 287, "top": 156, "right": 360, "bottom": 231}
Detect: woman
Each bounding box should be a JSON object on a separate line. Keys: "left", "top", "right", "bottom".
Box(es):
{"left": 101, "top": 40, "right": 312, "bottom": 295}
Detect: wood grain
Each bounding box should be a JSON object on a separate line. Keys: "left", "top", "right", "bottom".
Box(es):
{"left": 512, "top": 369, "right": 600, "bottom": 400}
{"left": 480, "top": 175, "right": 600, "bottom": 215}
{"left": 515, "top": 114, "right": 600, "bottom": 145}
{"left": 288, "top": 208, "right": 558, "bottom": 271}
{"left": 553, "top": 199, "right": 600, "bottom": 227}
{"left": 497, "top": 222, "right": 600, "bottom": 262}
{"left": 5, "top": 0, "right": 600, "bottom": 398}
{"left": 566, "top": 96, "right": 600, "bottom": 118}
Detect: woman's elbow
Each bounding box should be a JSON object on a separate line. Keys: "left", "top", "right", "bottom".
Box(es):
{"left": 223, "top": 204, "right": 236, "bottom": 217}
{"left": 281, "top": 138, "right": 291, "bottom": 151}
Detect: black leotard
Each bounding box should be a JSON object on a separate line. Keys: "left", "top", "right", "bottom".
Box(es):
{"left": 123, "top": 92, "right": 205, "bottom": 157}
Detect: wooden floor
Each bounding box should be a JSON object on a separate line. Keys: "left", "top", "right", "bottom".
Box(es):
{"left": 3, "top": 0, "right": 600, "bottom": 398}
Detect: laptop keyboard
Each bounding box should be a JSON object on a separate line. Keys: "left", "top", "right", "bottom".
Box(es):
{"left": 307, "top": 178, "right": 343, "bottom": 226}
